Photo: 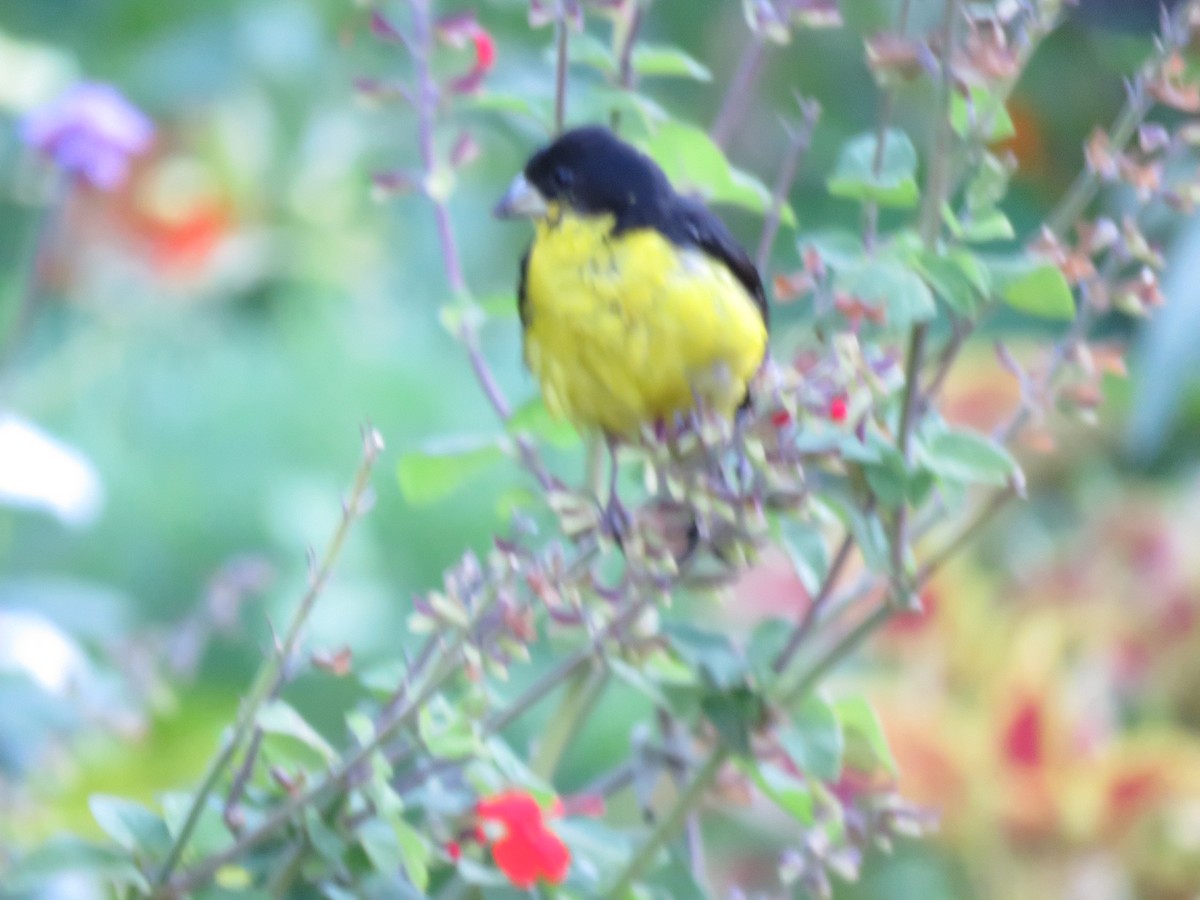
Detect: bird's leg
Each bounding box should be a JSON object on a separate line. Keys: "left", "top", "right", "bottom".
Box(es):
{"left": 730, "top": 402, "right": 755, "bottom": 495}
{"left": 601, "top": 433, "right": 632, "bottom": 540}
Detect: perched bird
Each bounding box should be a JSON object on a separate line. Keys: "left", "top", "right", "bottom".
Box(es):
{"left": 494, "top": 125, "right": 769, "bottom": 529}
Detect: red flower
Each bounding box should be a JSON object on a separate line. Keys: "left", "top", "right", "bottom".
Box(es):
{"left": 1003, "top": 698, "right": 1043, "bottom": 769}
{"left": 435, "top": 14, "right": 497, "bottom": 94}
{"left": 770, "top": 409, "right": 793, "bottom": 429}
{"left": 828, "top": 396, "right": 848, "bottom": 423}
{"left": 475, "top": 791, "right": 570, "bottom": 889}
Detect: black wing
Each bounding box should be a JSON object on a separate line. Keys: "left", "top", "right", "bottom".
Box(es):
{"left": 662, "top": 197, "right": 769, "bottom": 329}
{"left": 516, "top": 247, "right": 531, "bottom": 327}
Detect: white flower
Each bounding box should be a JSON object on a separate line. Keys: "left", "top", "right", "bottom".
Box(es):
{"left": 0, "top": 414, "right": 103, "bottom": 526}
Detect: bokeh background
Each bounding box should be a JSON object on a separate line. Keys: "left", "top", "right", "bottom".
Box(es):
{"left": 1, "top": 1, "right": 1198, "bottom": 897}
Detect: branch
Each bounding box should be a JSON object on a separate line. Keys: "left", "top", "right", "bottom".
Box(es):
{"left": 152, "top": 429, "right": 384, "bottom": 889}
{"left": 755, "top": 96, "right": 821, "bottom": 273}
{"left": 711, "top": 34, "right": 767, "bottom": 151}
{"left": 554, "top": 11, "right": 570, "bottom": 134}
{"left": 162, "top": 637, "right": 466, "bottom": 897}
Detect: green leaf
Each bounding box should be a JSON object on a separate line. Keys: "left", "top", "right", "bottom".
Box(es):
{"left": 663, "top": 621, "right": 746, "bottom": 690}
{"left": 643, "top": 121, "right": 795, "bottom": 224}
{"left": 797, "top": 230, "right": 865, "bottom": 269}
{"left": 991, "top": 258, "right": 1075, "bottom": 320}
{"left": 359, "top": 817, "right": 402, "bottom": 874}
{"left": 557, "top": 31, "right": 616, "bottom": 73}
{"left": 911, "top": 248, "right": 991, "bottom": 314}
{"left": 701, "top": 686, "right": 765, "bottom": 755}
{"left": 304, "top": 809, "right": 345, "bottom": 865}
{"left": 861, "top": 444, "right": 910, "bottom": 508}
{"left": 966, "top": 152, "right": 1014, "bottom": 213}
{"left": 950, "top": 87, "right": 1016, "bottom": 142}
{"left": 160, "top": 792, "right": 234, "bottom": 860}
{"left": 833, "top": 695, "right": 897, "bottom": 775}
{"left": 815, "top": 492, "right": 889, "bottom": 573}
{"left": 391, "top": 817, "right": 431, "bottom": 892}
{"left": 507, "top": 395, "right": 580, "bottom": 449}
{"left": 744, "top": 759, "right": 815, "bottom": 823}
{"left": 397, "top": 435, "right": 509, "bottom": 506}
{"left": 776, "top": 519, "right": 829, "bottom": 595}
{"left": 828, "top": 129, "right": 919, "bottom": 208}
{"left": 418, "top": 696, "right": 482, "bottom": 759}
{"left": 6, "top": 837, "right": 150, "bottom": 893}
{"left": 88, "top": 796, "right": 171, "bottom": 855}
{"left": 258, "top": 699, "right": 336, "bottom": 762}
{"left": 633, "top": 44, "right": 712, "bottom": 81}
{"left": 834, "top": 257, "right": 936, "bottom": 328}
{"left": 922, "top": 427, "right": 1020, "bottom": 487}
{"left": 945, "top": 205, "right": 1015, "bottom": 243}
{"left": 462, "top": 91, "right": 549, "bottom": 127}
{"left": 745, "top": 617, "right": 791, "bottom": 687}
{"left": 609, "top": 657, "right": 670, "bottom": 707}
{"left": 779, "top": 692, "right": 844, "bottom": 782}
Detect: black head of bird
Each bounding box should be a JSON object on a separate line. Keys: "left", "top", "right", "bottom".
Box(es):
{"left": 493, "top": 125, "right": 672, "bottom": 230}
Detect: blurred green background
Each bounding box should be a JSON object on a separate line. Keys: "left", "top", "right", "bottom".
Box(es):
{"left": 1, "top": 0, "right": 1198, "bottom": 897}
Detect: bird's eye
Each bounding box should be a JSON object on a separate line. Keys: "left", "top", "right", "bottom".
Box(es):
{"left": 552, "top": 166, "right": 573, "bottom": 190}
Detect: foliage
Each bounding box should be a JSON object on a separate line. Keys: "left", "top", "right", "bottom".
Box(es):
{"left": 2, "top": 0, "right": 1200, "bottom": 898}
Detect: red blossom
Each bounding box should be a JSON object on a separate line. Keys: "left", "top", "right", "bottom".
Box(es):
{"left": 828, "top": 396, "right": 848, "bottom": 422}
{"left": 475, "top": 790, "right": 570, "bottom": 889}
{"left": 446, "top": 841, "right": 462, "bottom": 861}
{"left": 435, "top": 14, "right": 497, "bottom": 94}
{"left": 771, "top": 409, "right": 793, "bottom": 429}
{"left": 1003, "top": 699, "right": 1043, "bottom": 769}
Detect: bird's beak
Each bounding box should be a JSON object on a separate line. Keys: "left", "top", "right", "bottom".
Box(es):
{"left": 493, "top": 173, "right": 548, "bottom": 220}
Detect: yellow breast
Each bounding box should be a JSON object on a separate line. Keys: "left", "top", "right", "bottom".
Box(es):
{"left": 522, "top": 210, "right": 767, "bottom": 436}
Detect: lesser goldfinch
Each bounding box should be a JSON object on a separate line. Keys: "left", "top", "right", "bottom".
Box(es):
{"left": 494, "top": 126, "right": 769, "bottom": 528}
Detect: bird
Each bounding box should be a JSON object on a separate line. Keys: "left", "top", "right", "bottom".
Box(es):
{"left": 494, "top": 125, "right": 769, "bottom": 534}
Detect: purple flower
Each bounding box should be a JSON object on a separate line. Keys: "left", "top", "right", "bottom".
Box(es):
{"left": 20, "top": 83, "right": 154, "bottom": 191}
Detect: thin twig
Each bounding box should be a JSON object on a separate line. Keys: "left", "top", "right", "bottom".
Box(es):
{"left": 755, "top": 97, "right": 821, "bottom": 273}
{"left": 862, "top": 0, "right": 914, "bottom": 252}
{"left": 771, "top": 531, "right": 854, "bottom": 674}
{"left": 554, "top": 13, "right": 570, "bottom": 134}
{"left": 153, "top": 430, "right": 384, "bottom": 889}
{"left": 610, "top": 0, "right": 645, "bottom": 132}
{"left": 711, "top": 34, "right": 767, "bottom": 151}
{"left": 162, "top": 646, "right": 465, "bottom": 897}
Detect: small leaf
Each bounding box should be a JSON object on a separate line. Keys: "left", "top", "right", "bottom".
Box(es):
{"left": 834, "top": 258, "right": 935, "bottom": 327}
{"left": 828, "top": 129, "right": 919, "bottom": 208}
{"left": 359, "top": 817, "right": 402, "bottom": 874}
{"left": 744, "top": 759, "right": 815, "bottom": 823}
{"left": 991, "top": 259, "right": 1076, "bottom": 320}
{"left": 815, "top": 492, "right": 889, "bottom": 573}
{"left": 779, "top": 692, "right": 844, "bottom": 782}
{"left": 554, "top": 31, "right": 615, "bottom": 73}
{"left": 397, "top": 436, "right": 509, "bottom": 506}
{"left": 797, "top": 230, "right": 864, "bottom": 268}
{"left": 419, "top": 696, "right": 482, "bottom": 759}
{"left": 950, "top": 86, "right": 1015, "bottom": 142}
{"left": 609, "top": 657, "right": 670, "bottom": 707}
{"left": 777, "top": 520, "right": 829, "bottom": 595}
{"left": 833, "top": 695, "right": 897, "bottom": 775}
{"left": 258, "top": 699, "right": 336, "bottom": 762}
{"left": 392, "top": 817, "right": 431, "bottom": 892}
{"left": 507, "top": 396, "right": 580, "bottom": 449}
{"left": 922, "top": 427, "right": 1020, "bottom": 487}
{"left": 89, "top": 796, "right": 170, "bottom": 855}
{"left": 6, "top": 837, "right": 150, "bottom": 893}
{"left": 663, "top": 622, "right": 747, "bottom": 690}
{"left": 633, "top": 44, "right": 712, "bottom": 81}
{"left": 701, "top": 686, "right": 765, "bottom": 755}
{"left": 643, "top": 122, "right": 795, "bottom": 224}
{"left": 912, "top": 248, "right": 991, "bottom": 314}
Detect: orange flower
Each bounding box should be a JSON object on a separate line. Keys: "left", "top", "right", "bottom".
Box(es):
{"left": 475, "top": 791, "right": 570, "bottom": 889}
